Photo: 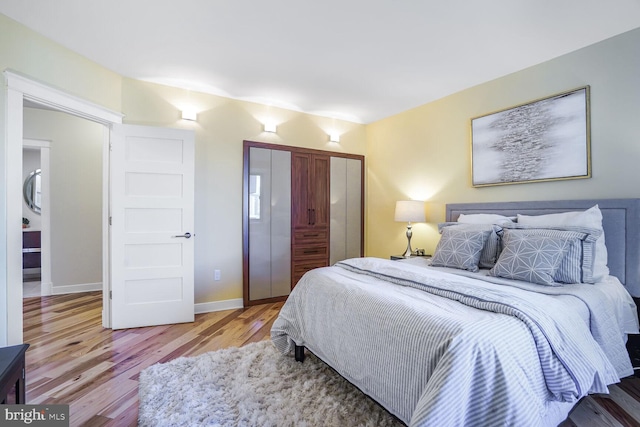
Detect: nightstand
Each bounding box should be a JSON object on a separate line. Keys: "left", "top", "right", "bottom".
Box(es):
{"left": 0, "top": 344, "right": 29, "bottom": 404}
{"left": 390, "top": 254, "right": 431, "bottom": 260}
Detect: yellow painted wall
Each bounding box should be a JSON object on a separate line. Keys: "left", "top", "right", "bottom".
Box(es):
{"left": 120, "top": 79, "right": 366, "bottom": 303}
{"left": 366, "top": 27, "right": 640, "bottom": 259}
{"left": 0, "top": 14, "right": 122, "bottom": 111}
{"left": 3, "top": 10, "right": 640, "bottom": 309}
{"left": 0, "top": 13, "right": 366, "bottom": 307}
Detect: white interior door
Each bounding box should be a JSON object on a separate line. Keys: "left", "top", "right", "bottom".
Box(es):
{"left": 110, "top": 124, "right": 195, "bottom": 329}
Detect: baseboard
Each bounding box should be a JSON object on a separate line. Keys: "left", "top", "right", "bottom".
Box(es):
{"left": 43, "top": 287, "right": 242, "bottom": 314}
{"left": 52, "top": 282, "right": 102, "bottom": 295}
{"left": 195, "top": 298, "right": 243, "bottom": 314}
{"left": 41, "top": 281, "right": 53, "bottom": 296}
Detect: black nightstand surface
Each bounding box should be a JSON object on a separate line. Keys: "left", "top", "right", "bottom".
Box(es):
{"left": 0, "top": 343, "right": 29, "bottom": 404}
{"left": 390, "top": 255, "right": 431, "bottom": 260}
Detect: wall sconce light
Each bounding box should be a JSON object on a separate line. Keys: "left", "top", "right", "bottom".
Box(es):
{"left": 329, "top": 132, "right": 340, "bottom": 143}
{"left": 394, "top": 200, "right": 426, "bottom": 257}
{"left": 181, "top": 109, "right": 197, "bottom": 121}
{"left": 264, "top": 122, "right": 277, "bottom": 133}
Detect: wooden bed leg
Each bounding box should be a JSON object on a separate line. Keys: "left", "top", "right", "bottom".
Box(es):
{"left": 294, "top": 345, "right": 305, "bottom": 363}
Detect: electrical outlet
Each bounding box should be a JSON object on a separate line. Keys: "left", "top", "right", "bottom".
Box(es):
{"left": 214, "top": 269, "right": 221, "bottom": 281}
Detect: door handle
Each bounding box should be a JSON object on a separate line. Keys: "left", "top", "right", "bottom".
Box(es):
{"left": 173, "top": 232, "right": 192, "bottom": 239}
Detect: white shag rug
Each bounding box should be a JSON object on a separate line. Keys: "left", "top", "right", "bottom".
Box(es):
{"left": 138, "top": 340, "right": 403, "bottom": 427}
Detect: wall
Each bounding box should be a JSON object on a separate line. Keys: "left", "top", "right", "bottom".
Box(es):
{"left": 0, "top": 65, "right": 6, "bottom": 344}
{"left": 23, "top": 108, "right": 104, "bottom": 290}
{"left": 365, "top": 27, "right": 640, "bottom": 259}
{"left": 121, "top": 79, "right": 367, "bottom": 303}
{"left": 4, "top": 9, "right": 638, "bottom": 317}
{"left": 0, "top": 13, "right": 123, "bottom": 344}
{"left": 0, "top": 14, "right": 122, "bottom": 112}
{"left": 0, "top": 13, "right": 367, "bottom": 316}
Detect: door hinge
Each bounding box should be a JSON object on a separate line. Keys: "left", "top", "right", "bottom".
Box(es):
{"left": 109, "top": 216, "right": 112, "bottom": 226}
{"left": 109, "top": 142, "right": 113, "bottom": 151}
{"left": 110, "top": 290, "right": 112, "bottom": 299}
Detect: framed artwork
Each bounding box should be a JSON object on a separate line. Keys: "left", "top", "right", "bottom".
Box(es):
{"left": 471, "top": 86, "right": 591, "bottom": 187}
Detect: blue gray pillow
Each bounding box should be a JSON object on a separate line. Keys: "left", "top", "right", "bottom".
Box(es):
{"left": 438, "top": 222, "right": 502, "bottom": 268}
{"left": 499, "top": 224, "right": 601, "bottom": 284}
{"left": 431, "top": 226, "right": 491, "bottom": 272}
{"left": 489, "top": 230, "right": 571, "bottom": 286}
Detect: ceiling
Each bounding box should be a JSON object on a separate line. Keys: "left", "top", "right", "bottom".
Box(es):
{"left": 2, "top": 1, "right": 639, "bottom": 124}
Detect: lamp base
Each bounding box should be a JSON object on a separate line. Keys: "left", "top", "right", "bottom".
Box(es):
{"left": 403, "top": 223, "right": 413, "bottom": 257}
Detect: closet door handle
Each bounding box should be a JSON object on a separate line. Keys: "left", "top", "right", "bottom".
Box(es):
{"left": 307, "top": 209, "right": 311, "bottom": 225}
{"left": 311, "top": 209, "right": 316, "bottom": 225}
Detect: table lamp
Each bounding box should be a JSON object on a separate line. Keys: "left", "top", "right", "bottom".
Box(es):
{"left": 394, "top": 200, "right": 426, "bottom": 257}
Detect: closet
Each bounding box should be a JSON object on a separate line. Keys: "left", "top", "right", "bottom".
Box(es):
{"left": 243, "top": 141, "right": 364, "bottom": 306}
{"left": 291, "top": 152, "right": 330, "bottom": 285}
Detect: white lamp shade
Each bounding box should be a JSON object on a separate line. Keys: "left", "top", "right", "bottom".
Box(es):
{"left": 394, "top": 200, "right": 425, "bottom": 222}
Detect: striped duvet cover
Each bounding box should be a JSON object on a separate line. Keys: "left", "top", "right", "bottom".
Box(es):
{"left": 271, "top": 257, "right": 632, "bottom": 427}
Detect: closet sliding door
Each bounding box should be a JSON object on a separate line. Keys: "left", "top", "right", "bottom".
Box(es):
{"left": 330, "top": 157, "right": 362, "bottom": 265}
{"left": 245, "top": 146, "right": 291, "bottom": 304}
{"left": 244, "top": 140, "right": 364, "bottom": 306}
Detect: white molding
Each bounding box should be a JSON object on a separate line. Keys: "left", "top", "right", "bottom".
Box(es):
{"left": 23, "top": 138, "right": 51, "bottom": 149}
{"left": 7, "top": 86, "right": 25, "bottom": 345}
{"left": 101, "top": 126, "right": 111, "bottom": 328}
{"left": 40, "top": 281, "right": 52, "bottom": 296}
{"left": 4, "top": 70, "right": 123, "bottom": 125}
{"left": 51, "top": 282, "right": 102, "bottom": 295}
{"left": 194, "top": 299, "right": 243, "bottom": 314}
{"left": 4, "top": 71, "right": 122, "bottom": 345}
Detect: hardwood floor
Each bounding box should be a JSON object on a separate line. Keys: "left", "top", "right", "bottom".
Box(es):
{"left": 23, "top": 292, "right": 283, "bottom": 426}
{"left": 21, "top": 292, "right": 640, "bottom": 427}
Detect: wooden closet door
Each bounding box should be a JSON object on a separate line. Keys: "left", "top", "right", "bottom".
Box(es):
{"left": 291, "top": 152, "right": 330, "bottom": 286}
{"left": 291, "top": 153, "right": 311, "bottom": 228}
{"left": 244, "top": 140, "right": 364, "bottom": 304}
{"left": 311, "top": 155, "right": 329, "bottom": 228}
{"left": 291, "top": 153, "right": 329, "bottom": 228}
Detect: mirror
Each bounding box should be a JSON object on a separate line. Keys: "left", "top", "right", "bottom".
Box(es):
{"left": 23, "top": 168, "right": 42, "bottom": 214}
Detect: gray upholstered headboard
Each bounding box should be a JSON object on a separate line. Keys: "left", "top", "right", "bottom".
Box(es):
{"left": 446, "top": 199, "right": 640, "bottom": 297}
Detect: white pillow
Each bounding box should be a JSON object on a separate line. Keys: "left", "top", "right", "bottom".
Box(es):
{"left": 457, "top": 213, "right": 514, "bottom": 225}
{"left": 516, "top": 205, "right": 609, "bottom": 282}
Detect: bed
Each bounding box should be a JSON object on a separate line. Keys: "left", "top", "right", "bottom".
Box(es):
{"left": 271, "top": 199, "right": 640, "bottom": 427}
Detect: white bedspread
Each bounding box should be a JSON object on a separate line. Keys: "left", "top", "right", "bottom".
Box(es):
{"left": 271, "top": 257, "right": 635, "bottom": 427}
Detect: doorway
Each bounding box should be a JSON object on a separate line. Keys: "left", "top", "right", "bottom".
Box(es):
{"left": 4, "top": 70, "right": 122, "bottom": 345}
{"left": 22, "top": 140, "right": 52, "bottom": 297}
{"left": 22, "top": 108, "right": 104, "bottom": 298}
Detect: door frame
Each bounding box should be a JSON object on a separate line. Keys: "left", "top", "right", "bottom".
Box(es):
{"left": 4, "top": 70, "right": 123, "bottom": 345}
{"left": 22, "top": 138, "right": 52, "bottom": 295}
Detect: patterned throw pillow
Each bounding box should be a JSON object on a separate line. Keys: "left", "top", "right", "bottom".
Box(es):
{"left": 489, "top": 230, "right": 570, "bottom": 286}
{"left": 500, "top": 224, "right": 601, "bottom": 283}
{"left": 439, "top": 223, "right": 502, "bottom": 268}
{"left": 431, "top": 227, "right": 491, "bottom": 272}
{"left": 516, "top": 205, "right": 608, "bottom": 282}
